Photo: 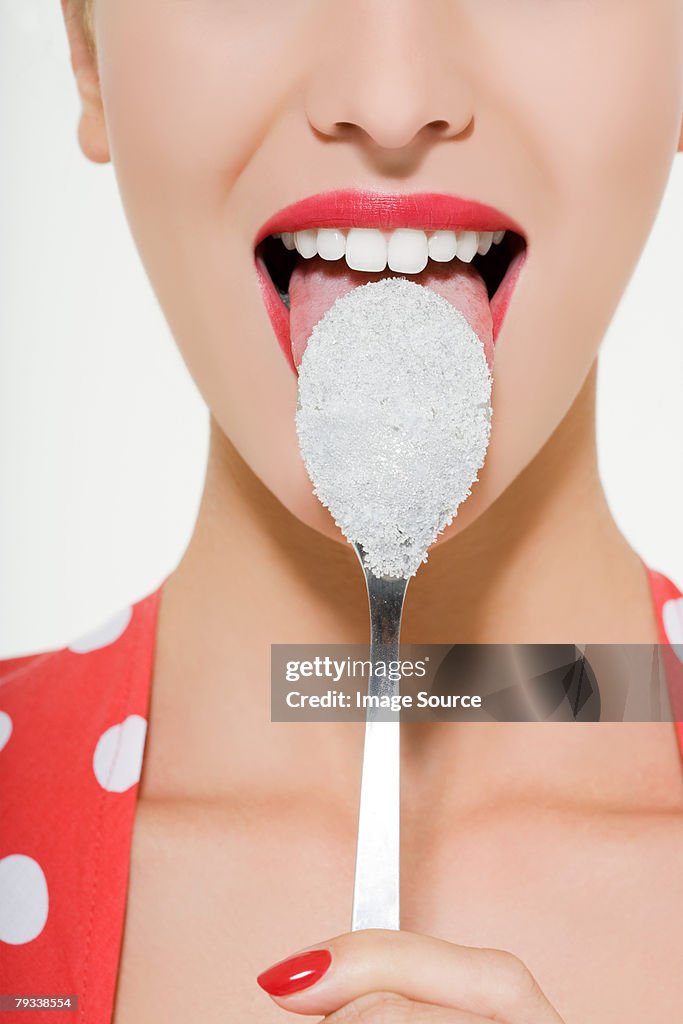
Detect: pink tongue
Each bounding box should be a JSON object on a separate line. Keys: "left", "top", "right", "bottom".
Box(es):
{"left": 289, "top": 256, "right": 493, "bottom": 370}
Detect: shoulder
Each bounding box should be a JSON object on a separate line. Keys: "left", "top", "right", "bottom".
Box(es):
{"left": 644, "top": 566, "right": 683, "bottom": 736}
{"left": 0, "top": 586, "right": 163, "bottom": 694}
{"left": 646, "top": 566, "right": 682, "bottom": 648}
{"left": 0, "top": 585, "right": 164, "bottom": 773}
{"left": 0, "top": 583, "right": 164, "bottom": 983}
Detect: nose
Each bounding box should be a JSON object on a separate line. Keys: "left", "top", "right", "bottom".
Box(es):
{"left": 304, "top": 0, "right": 475, "bottom": 156}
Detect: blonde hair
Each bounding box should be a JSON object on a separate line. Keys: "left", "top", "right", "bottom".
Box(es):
{"left": 77, "top": 0, "right": 95, "bottom": 51}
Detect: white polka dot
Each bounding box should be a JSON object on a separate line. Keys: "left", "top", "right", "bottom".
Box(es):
{"left": 0, "top": 711, "right": 12, "bottom": 752}
{"left": 68, "top": 605, "right": 133, "bottom": 654}
{"left": 663, "top": 597, "right": 683, "bottom": 663}
{"left": 93, "top": 714, "right": 148, "bottom": 793}
{"left": 0, "top": 854, "right": 49, "bottom": 944}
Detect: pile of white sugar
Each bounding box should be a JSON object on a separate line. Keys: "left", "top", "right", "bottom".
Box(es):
{"left": 295, "top": 278, "right": 492, "bottom": 579}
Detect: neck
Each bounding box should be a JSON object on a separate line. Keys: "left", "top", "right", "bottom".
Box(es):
{"left": 164, "top": 359, "right": 655, "bottom": 647}
{"left": 144, "top": 361, "right": 670, "bottom": 808}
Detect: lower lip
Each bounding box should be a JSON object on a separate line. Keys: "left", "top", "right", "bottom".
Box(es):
{"left": 254, "top": 247, "right": 527, "bottom": 376}
{"left": 256, "top": 251, "right": 297, "bottom": 373}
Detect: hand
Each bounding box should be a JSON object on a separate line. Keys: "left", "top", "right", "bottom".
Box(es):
{"left": 257, "top": 929, "right": 567, "bottom": 1022}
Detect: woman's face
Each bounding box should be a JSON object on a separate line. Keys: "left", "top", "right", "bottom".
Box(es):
{"left": 71, "top": 0, "right": 683, "bottom": 541}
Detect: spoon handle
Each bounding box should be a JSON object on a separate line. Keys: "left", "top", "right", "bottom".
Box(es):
{"left": 351, "top": 546, "right": 409, "bottom": 931}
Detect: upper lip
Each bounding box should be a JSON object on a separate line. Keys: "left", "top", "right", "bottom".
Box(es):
{"left": 254, "top": 189, "right": 526, "bottom": 248}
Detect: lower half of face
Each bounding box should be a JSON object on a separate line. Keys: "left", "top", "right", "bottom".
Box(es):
{"left": 92, "top": 0, "right": 683, "bottom": 544}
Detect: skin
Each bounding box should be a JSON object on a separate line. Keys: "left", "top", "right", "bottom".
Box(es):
{"left": 258, "top": 931, "right": 566, "bottom": 1021}
{"left": 60, "top": 1, "right": 683, "bottom": 1021}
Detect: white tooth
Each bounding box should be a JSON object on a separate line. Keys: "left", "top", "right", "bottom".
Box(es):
{"left": 493, "top": 230, "right": 506, "bottom": 245}
{"left": 295, "top": 229, "right": 318, "bottom": 259}
{"left": 387, "top": 229, "right": 429, "bottom": 274}
{"left": 345, "top": 228, "right": 387, "bottom": 272}
{"left": 282, "top": 232, "right": 296, "bottom": 250}
{"left": 477, "top": 231, "right": 494, "bottom": 256}
{"left": 428, "top": 230, "right": 458, "bottom": 263}
{"left": 317, "top": 228, "right": 346, "bottom": 261}
{"left": 456, "top": 230, "right": 479, "bottom": 264}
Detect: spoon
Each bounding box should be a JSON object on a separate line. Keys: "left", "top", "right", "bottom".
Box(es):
{"left": 350, "top": 543, "right": 409, "bottom": 931}
{"left": 294, "top": 279, "right": 493, "bottom": 934}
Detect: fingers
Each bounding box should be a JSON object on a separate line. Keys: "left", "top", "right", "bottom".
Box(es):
{"left": 256, "top": 929, "right": 564, "bottom": 1022}
{"left": 324, "top": 992, "right": 489, "bottom": 1024}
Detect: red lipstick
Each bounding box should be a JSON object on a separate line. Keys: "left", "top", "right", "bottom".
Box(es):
{"left": 255, "top": 189, "right": 524, "bottom": 248}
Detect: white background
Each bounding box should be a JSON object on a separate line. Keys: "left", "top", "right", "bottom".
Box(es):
{"left": 1, "top": 1, "right": 681, "bottom": 656}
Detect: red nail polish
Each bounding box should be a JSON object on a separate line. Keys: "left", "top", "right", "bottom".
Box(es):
{"left": 257, "top": 949, "right": 332, "bottom": 997}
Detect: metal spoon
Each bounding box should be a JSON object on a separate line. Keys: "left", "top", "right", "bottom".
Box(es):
{"left": 350, "top": 542, "right": 410, "bottom": 932}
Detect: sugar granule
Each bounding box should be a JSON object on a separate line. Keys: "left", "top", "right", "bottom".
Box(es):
{"left": 295, "top": 278, "right": 493, "bottom": 579}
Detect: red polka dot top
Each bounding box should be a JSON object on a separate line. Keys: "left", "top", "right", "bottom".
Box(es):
{"left": 0, "top": 565, "right": 682, "bottom": 1021}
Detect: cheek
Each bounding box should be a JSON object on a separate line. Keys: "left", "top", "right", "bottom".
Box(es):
{"left": 96, "top": 2, "right": 293, "bottom": 184}
{"left": 471, "top": 1, "right": 683, "bottom": 521}
{"left": 95, "top": 1, "right": 340, "bottom": 536}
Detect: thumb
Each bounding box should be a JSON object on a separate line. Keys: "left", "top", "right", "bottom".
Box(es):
{"left": 256, "top": 929, "right": 562, "bottom": 1022}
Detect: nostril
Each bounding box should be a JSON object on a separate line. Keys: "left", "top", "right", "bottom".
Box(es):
{"left": 425, "top": 116, "right": 474, "bottom": 141}
{"left": 332, "top": 122, "right": 359, "bottom": 138}
{"left": 310, "top": 104, "right": 473, "bottom": 152}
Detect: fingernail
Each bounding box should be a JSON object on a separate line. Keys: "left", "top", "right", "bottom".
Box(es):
{"left": 257, "top": 949, "right": 332, "bottom": 997}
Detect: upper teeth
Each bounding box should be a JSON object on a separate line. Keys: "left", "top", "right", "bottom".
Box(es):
{"left": 276, "top": 227, "right": 506, "bottom": 274}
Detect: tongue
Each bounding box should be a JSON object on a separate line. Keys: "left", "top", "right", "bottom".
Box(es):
{"left": 289, "top": 256, "right": 494, "bottom": 370}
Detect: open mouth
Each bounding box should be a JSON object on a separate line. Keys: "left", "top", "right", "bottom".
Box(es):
{"left": 254, "top": 191, "right": 527, "bottom": 373}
